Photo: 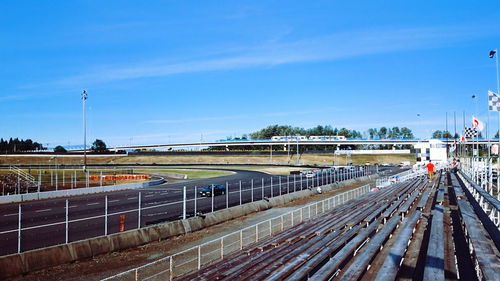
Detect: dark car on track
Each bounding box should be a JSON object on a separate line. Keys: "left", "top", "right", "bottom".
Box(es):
{"left": 199, "top": 184, "right": 226, "bottom": 197}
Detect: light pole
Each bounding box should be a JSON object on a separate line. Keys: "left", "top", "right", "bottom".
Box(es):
{"left": 81, "top": 90, "right": 88, "bottom": 172}
{"left": 490, "top": 49, "right": 500, "bottom": 199}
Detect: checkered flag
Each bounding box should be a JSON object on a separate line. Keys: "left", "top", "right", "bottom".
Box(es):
{"left": 464, "top": 127, "right": 477, "bottom": 138}
{"left": 488, "top": 90, "right": 500, "bottom": 111}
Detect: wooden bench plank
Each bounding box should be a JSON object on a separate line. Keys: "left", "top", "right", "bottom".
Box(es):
{"left": 373, "top": 210, "right": 421, "bottom": 281}
{"left": 417, "top": 189, "right": 432, "bottom": 209}
{"left": 339, "top": 215, "right": 401, "bottom": 281}
{"left": 307, "top": 220, "right": 381, "bottom": 281}
{"left": 423, "top": 204, "right": 445, "bottom": 281}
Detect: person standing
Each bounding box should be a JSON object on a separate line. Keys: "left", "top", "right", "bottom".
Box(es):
{"left": 426, "top": 161, "right": 435, "bottom": 180}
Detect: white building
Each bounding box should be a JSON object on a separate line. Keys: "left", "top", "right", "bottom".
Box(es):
{"left": 413, "top": 139, "right": 448, "bottom": 164}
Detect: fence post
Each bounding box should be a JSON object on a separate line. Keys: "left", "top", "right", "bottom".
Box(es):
{"left": 104, "top": 195, "right": 108, "bottom": 235}
{"left": 62, "top": 169, "right": 65, "bottom": 187}
{"left": 255, "top": 225, "right": 259, "bottom": 242}
{"left": 294, "top": 174, "right": 296, "bottom": 192}
{"left": 220, "top": 238, "right": 224, "bottom": 260}
{"left": 183, "top": 186, "right": 187, "bottom": 220}
{"left": 211, "top": 185, "right": 214, "bottom": 213}
{"left": 198, "top": 246, "right": 201, "bottom": 269}
{"left": 226, "top": 182, "right": 229, "bottom": 209}
{"left": 240, "top": 230, "right": 243, "bottom": 250}
{"left": 287, "top": 175, "right": 290, "bottom": 194}
{"left": 251, "top": 179, "right": 254, "bottom": 202}
{"left": 100, "top": 171, "right": 103, "bottom": 187}
{"left": 239, "top": 180, "right": 242, "bottom": 205}
{"left": 262, "top": 178, "right": 264, "bottom": 199}
{"left": 300, "top": 174, "right": 303, "bottom": 190}
{"left": 194, "top": 186, "right": 197, "bottom": 216}
{"left": 138, "top": 192, "right": 141, "bottom": 228}
{"left": 38, "top": 170, "right": 41, "bottom": 193}
{"left": 18, "top": 204, "right": 21, "bottom": 253}
{"left": 65, "top": 199, "right": 69, "bottom": 243}
{"left": 279, "top": 176, "right": 282, "bottom": 196}
{"left": 270, "top": 177, "right": 273, "bottom": 197}
{"left": 170, "top": 256, "right": 173, "bottom": 281}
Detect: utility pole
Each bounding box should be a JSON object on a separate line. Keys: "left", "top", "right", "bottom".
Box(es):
{"left": 82, "top": 90, "right": 88, "bottom": 171}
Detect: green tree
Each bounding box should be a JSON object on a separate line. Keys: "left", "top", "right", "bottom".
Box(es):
{"left": 378, "top": 127, "right": 387, "bottom": 139}
{"left": 400, "top": 127, "right": 414, "bottom": 139}
{"left": 53, "top": 145, "right": 67, "bottom": 153}
{"left": 91, "top": 139, "right": 108, "bottom": 152}
{"left": 432, "top": 130, "right": 443, "bottom": 139}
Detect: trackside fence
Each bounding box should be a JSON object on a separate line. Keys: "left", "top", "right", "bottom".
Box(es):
{"left": 101, "top": 184, "right": 371, "bottom": 281}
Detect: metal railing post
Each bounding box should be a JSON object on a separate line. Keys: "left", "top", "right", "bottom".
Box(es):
{"left": 18, "top": 204, "right": 21, "bottom": 253}
{"left": 194, "top": 186, "right": 197, "bottom": 215}
{"left": 65, "top": 199, "right": 69, "bottom": 243}
{"left": 104, "top": 195, "right": 108, "bottom": 235}
{"left": 271, "top": 177, "right": 273, "bottom": 197}
{"left": 279, "top": 176, "right": 282, "bottom": 196}
{"left": 261, "top": 178, "right": 264, "bottom": 200}
{"left": 226, "top": 182, "right": 229, "bottom": 209}
{"left": 211, "top": 186, "right": 214, "bottom": 213}
{"left": 138, "top": 192, "right": 141, "bottom": 228}
{"left": 182, "top": 186, "right": 187, "bottom": 220}
{"left": 251, "top": 179, "right": 254, "bottom": 202}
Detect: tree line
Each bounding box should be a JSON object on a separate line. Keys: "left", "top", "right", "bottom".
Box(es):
{"left": 248, "top": 125, "right": 363, "bottom": 139}
{"left": 0, "top": 138, "right": 45, "bottom": 152}
{"left": 208, "top": 125, "right": 415, "bottom": 151}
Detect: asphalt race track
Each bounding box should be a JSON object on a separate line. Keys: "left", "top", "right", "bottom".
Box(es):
{"left": 0, "top": 168, "right": 375, "bottom": 256}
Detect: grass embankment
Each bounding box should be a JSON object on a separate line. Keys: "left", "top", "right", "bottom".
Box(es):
{"left": 134, "top": 169, "right": 233, "bottom": 179}
{"left": 0, "top": 153, "right": 414, "bottom": 166}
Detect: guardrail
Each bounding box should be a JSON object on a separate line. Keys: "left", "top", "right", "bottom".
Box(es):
{"left": 457, "top": 171, "right": 500, "bottom": 227}
{"left": 101, "top": 184, "right": 372, "bottom": 281}
{"left": 0, "top": 178, "right": 165, "bottom": 204}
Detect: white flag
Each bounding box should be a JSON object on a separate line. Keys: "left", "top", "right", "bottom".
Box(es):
{"left": 472, "top": 116, "right": 484, "bottom": 131}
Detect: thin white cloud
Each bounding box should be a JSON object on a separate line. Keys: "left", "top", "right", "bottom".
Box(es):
{"left": 52, "top": 24, "right": 496, "bottom": 87}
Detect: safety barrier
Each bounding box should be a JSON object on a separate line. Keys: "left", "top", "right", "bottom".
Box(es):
{"left": 0, "top": 178, "right": 165, "bottom": 204}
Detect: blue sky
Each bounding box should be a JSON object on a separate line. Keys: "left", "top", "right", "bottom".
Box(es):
{"left": 1, "top": 1, "right": 500, "bottom": 147}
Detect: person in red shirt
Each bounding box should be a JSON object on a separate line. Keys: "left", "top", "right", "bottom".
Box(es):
{"left": 426, "top": 161, "right": 435, "bottom": 180}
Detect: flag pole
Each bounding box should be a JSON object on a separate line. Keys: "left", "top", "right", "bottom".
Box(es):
{"left": 495, "top": 49, "right": 500, "bottom": 199}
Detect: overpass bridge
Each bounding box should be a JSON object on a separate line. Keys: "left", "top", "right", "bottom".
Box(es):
{"left": 66, "top": 138, "right": 498, "bottom": 152}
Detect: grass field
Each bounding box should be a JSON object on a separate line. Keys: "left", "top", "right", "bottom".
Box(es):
{"left": 134, "top": 169, "right": 233, "bottom": 179}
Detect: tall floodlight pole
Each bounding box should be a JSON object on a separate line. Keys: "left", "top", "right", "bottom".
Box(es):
{"left": 82, "top": 90, "right": 88, "bottom": 171}
{"left": 489, "top": 49, "right": 499, "bottom": 199}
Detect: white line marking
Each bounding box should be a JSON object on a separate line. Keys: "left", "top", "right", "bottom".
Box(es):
{"left": 108, "top": 199, "right": 120, "bottom": 203}
{"left": 87, "top": 202, "right": 100, "bottom": 206}
{"left": 128, "top": 197, "right": 138, "bottom": 200}
{"left": 145, "top": 194, "right": 154, "bottom": 198}
{"left": 69, "top": 205, "right": 78, "bottom": 208}
{"left": 3, "top": 213, "right": 18, "bottom": 217}
{"left": 35, "top": 209, "right": 52, "bottom": 213}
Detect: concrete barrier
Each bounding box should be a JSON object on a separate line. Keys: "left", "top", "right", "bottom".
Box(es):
{"left": 0, "top": 174, "right": 377, "bottom": 279}
{"left": 0, "top": 178, "right": 165, "bottom": 204}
